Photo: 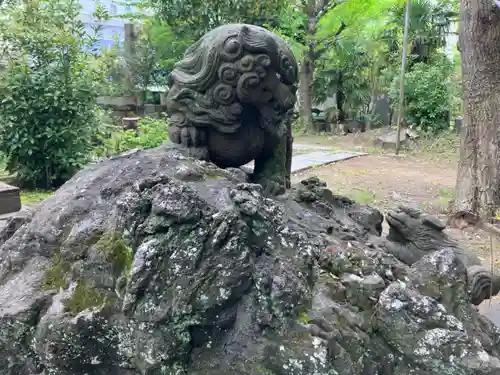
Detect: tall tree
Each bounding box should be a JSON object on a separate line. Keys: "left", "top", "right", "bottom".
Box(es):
{"left": 451, "top": 0, "right": 500, "bottom": 219}
{"left": 387, "top": 0, "right": 457, "bottom": 65}
{"left": 300, "top": 0, "right": 346, "bottom": 131}
{"left": 273, "top": 0, "right": 404, "bottom": 132}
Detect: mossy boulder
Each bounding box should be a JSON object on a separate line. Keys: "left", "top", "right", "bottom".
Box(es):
{"left": 0, "top": 145, "right": 500, "bottom": 375}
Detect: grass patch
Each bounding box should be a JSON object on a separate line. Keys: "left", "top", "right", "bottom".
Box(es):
{"left": 438, "top": 186, "right": 455, "bottom": 200}
{"left": 337, "top": 187, "right": 379, "bottom": 205}
{"left": 342, "top": 169, "right": 370, "bottom": 176}
{"left": 20, "top": 190, "right": 53, "bottom": 206}
{"left": 402, "top": 131, "right": 459, "bottom": 163}
{"left": 435, "top": 186, "right": 455, "bottom": 212}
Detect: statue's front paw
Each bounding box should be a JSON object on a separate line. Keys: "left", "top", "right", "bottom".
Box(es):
{"left": 182, "top": 127, "right": 206, "bottom": 147}
{"left": 253, "top": 175, "right": 286, "bottom": 196}
{"left": 468, "top": 265, "right": 500, "bottom": 305}
{"left": 169, "top": 125, "right": 206, "bottom": 148}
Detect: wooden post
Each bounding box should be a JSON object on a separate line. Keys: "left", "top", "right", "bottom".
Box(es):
{"left": 395, "top": 0, "right": 411, "bottom": 155}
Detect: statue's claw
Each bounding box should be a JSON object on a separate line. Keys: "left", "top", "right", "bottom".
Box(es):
{"left": 253, "top": 174, "right": 286, "bottom": 196}
{"left": 180, "top": 127, "right": 205, "bottom": 148}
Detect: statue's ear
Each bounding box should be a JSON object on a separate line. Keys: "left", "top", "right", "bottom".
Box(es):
{"left": 422, "top": 215, "right": 446, "bottom": 231}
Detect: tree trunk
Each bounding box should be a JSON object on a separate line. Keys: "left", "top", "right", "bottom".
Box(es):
{"left": 299, "top": 0, "right": 317, "bottom": 133}
{"left": 336, "top": 73, "right": 346, "bottom": 123}
{"left": 452, "top": 0, "right": 500, "bottom": 219}
{"left": 300, "top": 55, "right": 315, "bottom": 132}
{"left": 366, "top": 59, "right": 381, "bottom": 131}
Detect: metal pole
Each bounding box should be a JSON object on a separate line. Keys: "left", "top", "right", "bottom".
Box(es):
{"left": 395, "top": 0, "right": 411, "bottom": 155}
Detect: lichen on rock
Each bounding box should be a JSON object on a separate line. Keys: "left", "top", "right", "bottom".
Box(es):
{"left": 0, "top": 145, "right": 500, "bottom": 375}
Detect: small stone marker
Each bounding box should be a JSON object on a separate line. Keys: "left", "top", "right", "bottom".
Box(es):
{"left": 122, "top": 117, "right": 139, "bottom": 131}
{"left": 375, "top": 130, "right": 407, "bottom": 149}
{"left": 0, "top": 182, "right": 21, "bottom": 215}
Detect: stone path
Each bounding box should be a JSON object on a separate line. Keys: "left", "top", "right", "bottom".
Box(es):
{"left": 290, "top": 151, "right": 366, "bottom": 172}
{"left": 244, "top": 146, "right": 367, "bottom": 173}
{"left": 292, "top": 143, "right": 336, "bottom": 151}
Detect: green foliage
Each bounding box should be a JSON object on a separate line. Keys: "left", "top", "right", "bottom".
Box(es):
{"left": 104, "top": 1, "right": 195, "bottom": 96}
{"left": 390, "top": 56, "right": 454, "bottom": 133}
{"left": 104, "top": 21, "right": 172, "bottom": 97}
{"left": 386, "top": 0, "right": 457, "bottom": 64}
{"left": 145, "top": 18, "right": 195, "bottom": 71}
{"left": 266, "top": 6, "right": 307, "bottom": 61}
{"left": 0, "top": 0, "right": 109, "bottom": 188}
{"left": 93, "top": 117, "right": 169, "bottom": 158}
{"left": 313, "top": 40, "right": 371, "bottom": 107}
{"left": 151, "top": 0, "right": 287, "bottom": 38}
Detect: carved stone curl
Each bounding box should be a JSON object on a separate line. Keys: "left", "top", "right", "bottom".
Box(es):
{"left": 165, "top": 24, "right": 298, "bottom": 195}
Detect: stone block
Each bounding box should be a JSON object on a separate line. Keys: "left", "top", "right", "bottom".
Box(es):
{"left": 375, "top": 130, "right": 407, "bottom": 149}
{"left": 0, "top": 182, "right": 21, "bottom": 215}
{"left": 122, "top": 117, "right": 139, "bottom": 131}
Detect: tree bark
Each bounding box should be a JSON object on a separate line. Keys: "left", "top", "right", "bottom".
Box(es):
{"left": 300, "top": 55, "right": 315, "bottom": 132}
{"left": 452, "top": 0, "right": 500, "bottom": 220}
{"left": 336, "top": 72, "right": 346, "bottom": 123}
{"left": 299, "top": 0, "right": 317, "bottom": 133}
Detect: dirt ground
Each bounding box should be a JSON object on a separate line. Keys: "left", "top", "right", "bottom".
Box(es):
{"left": 291, "top": 131, "right": 500, "bottom": 266}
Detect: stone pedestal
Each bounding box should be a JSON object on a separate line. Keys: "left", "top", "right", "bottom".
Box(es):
{"left": 0, "top": 182, "right": 21, "bottom": 215}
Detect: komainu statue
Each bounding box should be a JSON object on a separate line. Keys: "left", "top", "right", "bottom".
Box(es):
{"left": 165, "top": 24, "right": 298, "bottom": 195}
{"left": 381, "top": 205, "right": 500, "bottom": 305}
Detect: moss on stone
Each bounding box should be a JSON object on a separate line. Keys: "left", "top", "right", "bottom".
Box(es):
{"left": 95, "top": 231, "right": 133, "bottom": 276}
{"left": 64, "top": 281, "right": 107, "bottom": 314}
{"left": 40, "top": 255, "right": 71, "bottom": 291}
{"left": 297, "top": 311, "right": 311, "bottom": 324}
{"left": 255, "top": 364, "right": 274, "bottom": 375}
{"left": 203, "top": 170, "right": 227, "bottom": 180}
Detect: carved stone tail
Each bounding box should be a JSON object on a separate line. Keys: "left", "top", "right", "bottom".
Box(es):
{"left": 468, "top": 265, "right": 500, "bottom": 305}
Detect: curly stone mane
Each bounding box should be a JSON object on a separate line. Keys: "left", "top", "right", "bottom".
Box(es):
{"left": 165, "top": 23, "right": 298, "bottom": 168}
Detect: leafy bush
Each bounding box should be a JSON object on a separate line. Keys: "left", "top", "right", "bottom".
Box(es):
{"left": 93, "top": 117, "right": 169, "bottom": 158}
{"left": 0, "top": 0, "right": 109, "bottom": 188}
{"left": 390, "top": 56, "right": 454, "bottom": 134}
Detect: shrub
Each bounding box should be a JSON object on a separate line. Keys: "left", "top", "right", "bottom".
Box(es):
{"left": 0, "top": 0, "right": 109, "bottom": 188}
{"left": 92, "top": 117, "right": 169, "bottom": 158}
{"left": 390, "top": 56, "right": 454, "bottom": 134}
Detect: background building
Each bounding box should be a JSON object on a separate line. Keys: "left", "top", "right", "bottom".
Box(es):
{"left": 80, "top": 0, "right": 135, "bottom": 49}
